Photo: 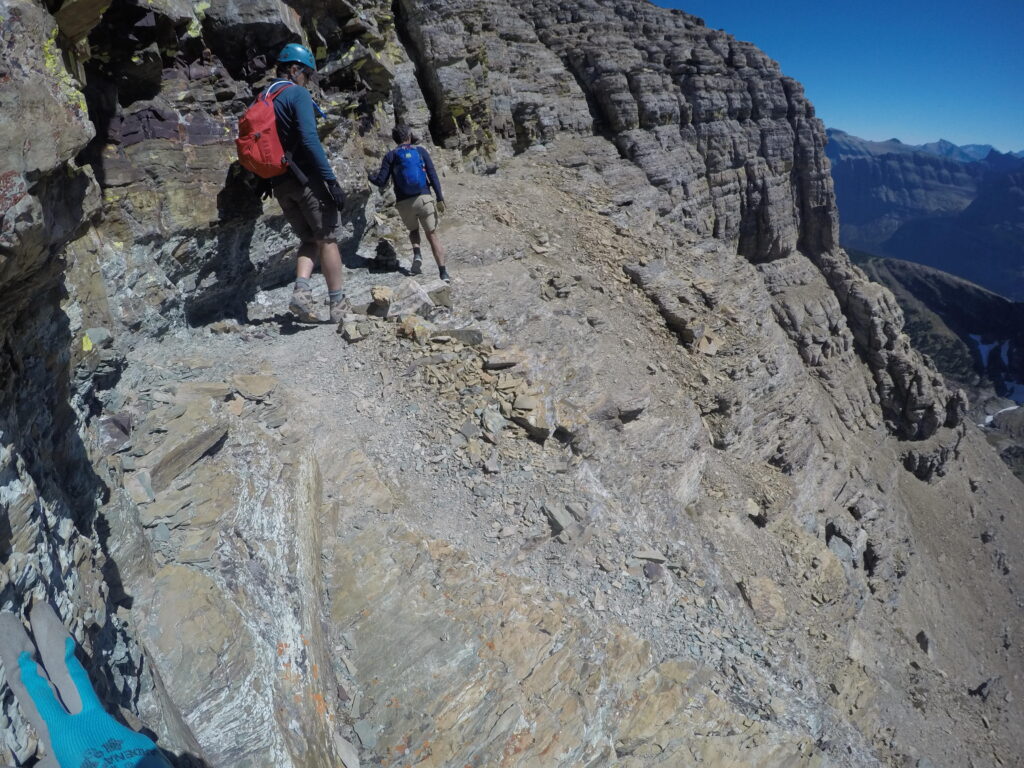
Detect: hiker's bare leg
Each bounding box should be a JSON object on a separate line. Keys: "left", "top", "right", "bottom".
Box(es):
{"left": 296, "top": 241, "right": 316, "bottom": 280}
{"left": 425, "top": 228, "right": 446, "bottom": 268}
{"left": 319, "top": 239, "right": 344, "bottom": 292}
{"left": 409, "top": 229, "right": 421, "bottom": 253}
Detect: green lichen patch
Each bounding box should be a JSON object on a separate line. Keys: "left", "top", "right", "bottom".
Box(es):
{"left": 43, "top": 27, "right": 89, "bottom": 117}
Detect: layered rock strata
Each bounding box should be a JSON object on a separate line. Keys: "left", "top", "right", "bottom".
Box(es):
{"left": 2, "top": 2, "right": 1022, "bottom": 768}
{"left": 393, "top": 0, "right": 960, "bottom": 440}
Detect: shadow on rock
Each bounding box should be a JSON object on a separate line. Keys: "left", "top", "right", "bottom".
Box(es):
{"left": 183, "top": 165, "right": 263, "bottom": 326}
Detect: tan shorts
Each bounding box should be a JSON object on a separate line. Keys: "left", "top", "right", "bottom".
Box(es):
{"left": 274, "top": 175, "right": 341, "bottom": 243}
{"left": 396, "top": 194, "right": 438, "bottom": 233}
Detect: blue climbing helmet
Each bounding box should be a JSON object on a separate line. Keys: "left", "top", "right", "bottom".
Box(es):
{"left": 278, "top": 43, "right": 316, "bottom": 71}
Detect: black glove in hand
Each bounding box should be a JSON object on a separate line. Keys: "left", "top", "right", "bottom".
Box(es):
{"left": 257, "top": 178, "right": 273, "bottom": 201}
{"left": 327, "top": 179, "right": 346, "bottom": 211}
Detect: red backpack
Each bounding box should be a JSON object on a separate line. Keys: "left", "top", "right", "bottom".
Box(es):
{"left": 236, "top": 82, "right": 293, "bottom": 178}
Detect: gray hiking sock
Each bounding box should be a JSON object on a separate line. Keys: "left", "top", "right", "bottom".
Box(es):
{"left": 28, "top": 603, "right": 83, "bottom": 715}
{"left": 328, "top": 289, "right": 346, "bottom": 303}
{"left": 0, "top": 611, "right": 53, "bottom": 745}
{"left": 295, "top": 277, "right": 311, "bottom": 292}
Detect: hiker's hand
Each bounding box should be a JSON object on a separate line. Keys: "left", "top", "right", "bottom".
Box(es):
{"left": 257, "top": 178, "right": 274, "bottom": 201}
{"left": 327, "top": 180, "right": 346, "bottom": 211}
{"left": 436, "top": 200, "right": 446, "bottom": 216}
{"left": 0, "top": 605, "right": 173, "bottom": 768}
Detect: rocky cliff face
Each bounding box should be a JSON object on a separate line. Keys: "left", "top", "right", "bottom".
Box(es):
{"left": 855, "top": 257, "right": 1024, "bottom": 398}
{"left": 855, "top": 255, "right": 1024, "bottom": 481}
{"left": 395, "top": 0, "right": 961, "bottom": 441}
{"left": 2, "top": 2, "right": 1022, "bottom": 768}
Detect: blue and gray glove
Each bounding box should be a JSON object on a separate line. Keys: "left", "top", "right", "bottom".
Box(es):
{"left": 0, "top": 604, "right": 172, "bottom": 768}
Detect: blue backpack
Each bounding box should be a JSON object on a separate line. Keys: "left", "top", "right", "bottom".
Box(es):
{"left": 393, "top": 145, "right": 428, "bottom": 196}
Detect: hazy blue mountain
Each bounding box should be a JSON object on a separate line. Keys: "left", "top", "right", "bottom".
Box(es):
{"left": 825, "top": 128, "right": 981, "bottom": 246}
{"left": 911, "top": 139, "right": 1024, "bottom": 163}
{"left": 914, "top": 139, "right": 988, "bottom": 162}
{"left": 959, "top": 143, "right": 1002, "bottom": 161}
{"left": 827, "top": 128, "right": 1024, "bottom": 300}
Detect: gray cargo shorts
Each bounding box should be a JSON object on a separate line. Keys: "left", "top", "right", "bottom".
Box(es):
{"left": 274, "top": 175, "right": 341, "bottom": 243}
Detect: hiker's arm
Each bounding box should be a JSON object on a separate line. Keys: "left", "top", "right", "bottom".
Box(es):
{"left": 294, "top": 89, "right": 336, "bottom": 183}
{"left": 420, "top": 148, "right": 443, "bottom": 202}
{"left": 368, "top": 152, "right": 393, "bottom": 188}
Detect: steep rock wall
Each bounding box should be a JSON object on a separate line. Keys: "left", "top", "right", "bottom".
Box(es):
{"left": 392, "top": 0, "right": 959, "bottom": 438}
{"left": 1, "top": 2, "right": 1021, "bottom": 768}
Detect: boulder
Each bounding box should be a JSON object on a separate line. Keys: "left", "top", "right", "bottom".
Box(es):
{"left": 484, "top": 347, "right": 525, "bottom": 370}
{"left": 543, "top": 502, "right": 574, "bottom": 536}
{"left": 480, "top": 406, "right": 507, "bottom": 443}
{"left": 397, "top": 315, "right": 433, "bottom": 345}
{"left": 136, "top": 407, "right": 228, "bottom": 493}
{"left": 1, "top": 1, "right": 93, "bottom": 178}
{"left": 420, "top": 279, "right": 453, "bottom": 308}
{"left": 388, "top": 279, "right": 435, "bottom": 318}
{"left": 510, "top": 392, "right": 553, "bottom": 442}
{"left": 737, "top": 577, "right": 788, "bottom": 631}
{"left": 441, "top": 328, "right": 484, "bottom": 346}
{"left": 201, "top": 0, "right": 304, "bottom": 74}
{"left": 368, "top": 285, "right": 394, "bottom": 317}
{"left": 231, "top": 374, "right": 278, "bottom": 401}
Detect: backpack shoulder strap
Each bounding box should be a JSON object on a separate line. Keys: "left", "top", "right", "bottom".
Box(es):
{"left": 261, "top": 80, "right": 295, "bottom": 103}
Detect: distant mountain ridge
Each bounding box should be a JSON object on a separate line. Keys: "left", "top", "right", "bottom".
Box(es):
{"left": 826, "top": 131, "right": 1024, "bottom": 163}
{"left": 826, "top": 128, "right": 1024, "bottom": 300}
{"left": 913, "top": 138, "right": 1020, "bottom": 163}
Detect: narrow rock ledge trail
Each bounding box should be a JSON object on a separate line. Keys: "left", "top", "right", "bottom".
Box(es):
{"left": 100, "top": 138, "right": 1023, "bottom": 768}
{"left": 2, "top": 1, "right": 1023, "bottom": 767}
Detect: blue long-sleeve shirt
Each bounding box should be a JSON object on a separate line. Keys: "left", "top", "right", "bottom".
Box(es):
{"left": 369, "top": 145, "right": 443, "bottom": 202}
{"left": 267, "top": 80, "right": 335, "bottom": 186}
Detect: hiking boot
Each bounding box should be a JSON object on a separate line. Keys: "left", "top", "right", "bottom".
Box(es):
{"left": 329, "top": 296, "right": 352, "bottom": 324}
{"left": 289, "top": 288, "right": 320, "bottom": 323}
{"left": 410, "top": 256, "right": 423, "bottom": 275}
{"left": 438, "top": 266, "right": 451, "bottom": 284}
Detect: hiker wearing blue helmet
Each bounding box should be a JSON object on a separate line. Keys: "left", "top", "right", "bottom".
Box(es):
{"left": 267, "top": 43, "right": 350, "bottom": 323}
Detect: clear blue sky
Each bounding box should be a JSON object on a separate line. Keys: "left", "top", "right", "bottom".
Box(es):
{"left": 652, "top": 0, "right": 1024, "bottom": 152}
